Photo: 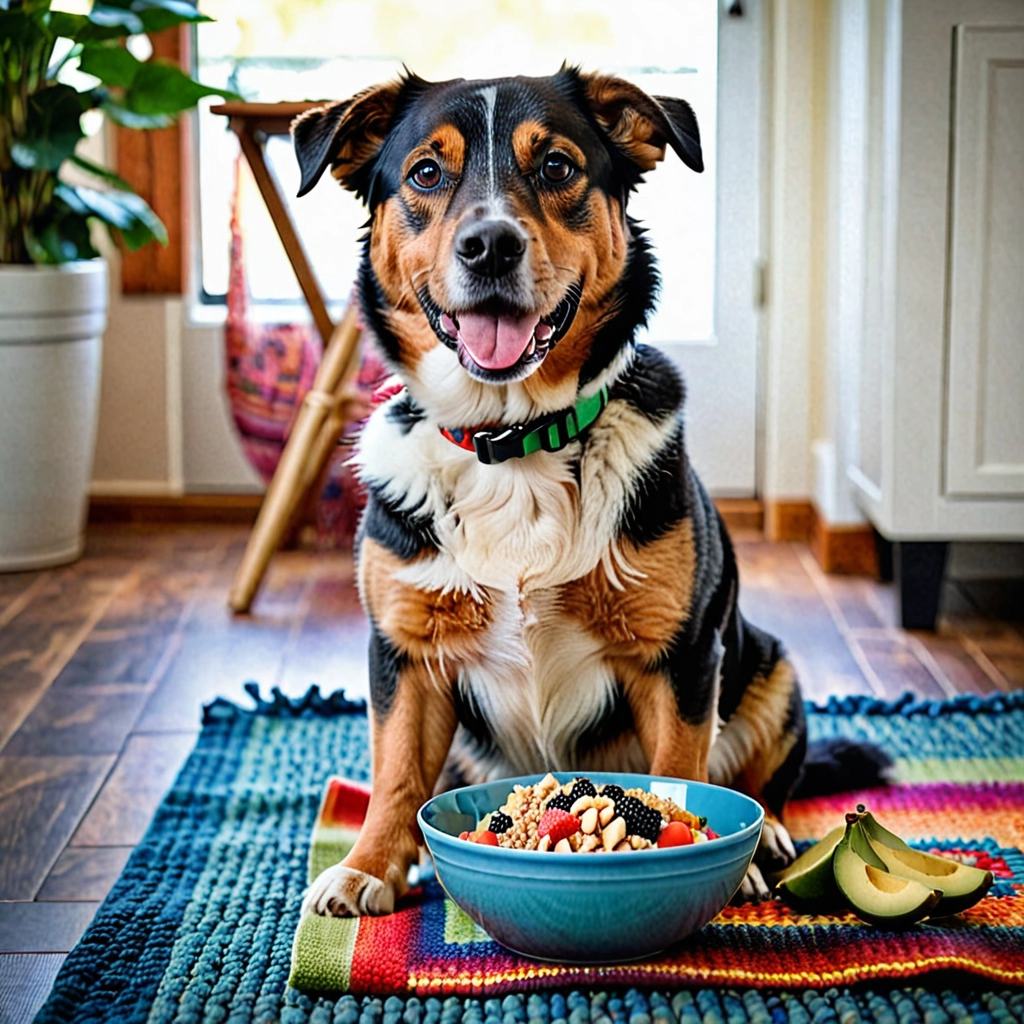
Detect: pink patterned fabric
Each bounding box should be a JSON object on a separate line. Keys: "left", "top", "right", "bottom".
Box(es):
{"left": 223, "top": 155, "right": 387, "bottom": 545}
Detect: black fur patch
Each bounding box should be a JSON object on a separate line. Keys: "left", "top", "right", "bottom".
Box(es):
{"left": 452, "top": 684, "right": 497, "bottom": 755}
{"left": 579, "top": 225, "right": 659, "bottom": 387}
{"left": 575, "top": 684, "right": 635, "bottom": 757}
{"left": 360, "top": 486, "right": 437, "bottom": 561}
{"left": 617, "top": 428, "right": 689, "bottom": 546}
{"left": 384, "top": 392, "right": 426, "bottom": 435}
{"left": 792, "top": 738, "right": 894, "bottom": 800}
{"left": 608, "top": 343, "right": 685, "bottom": 425}
{"left": 368, "top": 624, "right": 407, "bottom": 716}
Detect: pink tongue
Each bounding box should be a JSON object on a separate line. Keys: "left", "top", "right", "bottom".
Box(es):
{"left": 457, "top": 312, "right": 539, "bottom": 370}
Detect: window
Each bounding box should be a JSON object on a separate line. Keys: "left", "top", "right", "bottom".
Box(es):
{"left": 196, "top": 0, "right": 718, "bottom": 342}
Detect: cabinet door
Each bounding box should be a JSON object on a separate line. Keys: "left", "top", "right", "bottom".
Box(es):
{"left": 945, "top": 25, "right": 1024, "bottom": 498}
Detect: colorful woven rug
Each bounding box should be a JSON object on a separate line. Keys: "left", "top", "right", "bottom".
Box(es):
{"left": 32, "top": 688, "right": 1024, "bottom": 1024}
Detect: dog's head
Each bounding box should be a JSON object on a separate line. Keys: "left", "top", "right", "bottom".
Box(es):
{"left": 293, "top": 66, "right": 701, "bottom": 417}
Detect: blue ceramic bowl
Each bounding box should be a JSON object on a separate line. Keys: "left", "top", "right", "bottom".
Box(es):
{"left": 417, "top": 772, "right": 763, "bottom": 963}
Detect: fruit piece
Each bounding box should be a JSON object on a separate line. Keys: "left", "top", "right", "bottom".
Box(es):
{"left": 568, "top": 778, "right": 597, "bottom": 801}
{"left": 857, "top": 811, "right": 993, "bottom": 916}
{"left": 545, "top": 792, "right": 575, "bottom": 812}
{"left": 704, "top": 828, "right": 719, "bottom": 840}
{"left": 469, "top": 829, "right": 499, "bottom": 846}
{"left": 833, "top": 822, "right": 940, "bottom": 927}
{"left": 600, "top": 784, "right": 625, "bottom": 803}
{"left": 616, "top": 795, "right": 664, "bottom": 842}
{"left": 458, "top": 831, "right": 471, "bottom": 841}
{"left": 658, "top": 821, "right": 694, "bottom": 848}
{"left": 773, "top": 824, "right": 846, "bottom": 913}
{"left": 489, "top": 810, "right": 513, "bottom": 834}
{"left": 538, "top": 808, "right": 581, "bottom": 845}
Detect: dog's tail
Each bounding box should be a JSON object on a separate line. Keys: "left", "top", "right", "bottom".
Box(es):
{"left": 790, "top": 738, "right": 894, "bottom": 800}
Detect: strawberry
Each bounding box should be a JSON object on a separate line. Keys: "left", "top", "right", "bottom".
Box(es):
{"left": 538, "top": 808, "right": 581, "bottom": 845}
{"left": 471, "top": 829, "right": 499, "bottom": 846}
{"left": 657, "top": 821, "right": 694, "bottom": 848}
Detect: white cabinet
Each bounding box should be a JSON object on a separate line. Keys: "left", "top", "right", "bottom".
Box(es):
{"left": 845, "top": 0, "right": 1024, "bottom": 625}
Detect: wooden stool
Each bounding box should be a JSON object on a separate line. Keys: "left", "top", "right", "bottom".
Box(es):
{"left": 211, "top": 102, "right": 364, "bottom": 613}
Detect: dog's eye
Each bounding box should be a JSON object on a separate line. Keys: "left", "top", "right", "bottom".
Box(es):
{"left": 541, "top": 154, "right": 575, "bottom": 184}
{"left": 410, "top": 160, "right": 442, "bottom": 190}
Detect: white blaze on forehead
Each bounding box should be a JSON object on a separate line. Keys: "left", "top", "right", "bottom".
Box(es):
{"left": 475, "top": 84, "right": 498, "bottom": 196}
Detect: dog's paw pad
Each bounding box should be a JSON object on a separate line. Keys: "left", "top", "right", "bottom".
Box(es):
{"left": 302, "top": 863, "right": 396, "bottom": 918}
{"left": 758, "top": 818, "right": 796, "bottom": 869}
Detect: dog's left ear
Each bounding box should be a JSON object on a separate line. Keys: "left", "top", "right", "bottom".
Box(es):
{"left": 577, "top": 72, "right": 703, "bottom": 174}
{"left": 292, "top": 75, "right": 425, "bottom": 200}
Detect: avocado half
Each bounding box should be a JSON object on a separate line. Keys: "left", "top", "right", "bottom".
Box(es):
{"left": 833, "top": 821, "right": 940, "bottom": 928}
{"left": 859, "top": 811, "right": 993, "bottom": 916}
{"left": 773, "top": 824, "right": 847, "bottom": 913}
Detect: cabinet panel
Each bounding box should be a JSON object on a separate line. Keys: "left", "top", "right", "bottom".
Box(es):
{"left": 945, "top": 25, "right": 1024, "bottom": 497}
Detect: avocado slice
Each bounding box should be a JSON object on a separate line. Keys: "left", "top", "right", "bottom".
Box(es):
{"left": 773, "top": 824, "right": 847, "bottom": 913}
{"left": 859, "top": 811, "right": 993, "bottom": 916}
{"left": 833, "top": 822, "right": 940, "bottom": 928}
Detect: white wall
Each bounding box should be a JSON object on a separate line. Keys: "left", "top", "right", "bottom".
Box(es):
{"left": 88, "top": 125, "right": 261, "bottom": 497}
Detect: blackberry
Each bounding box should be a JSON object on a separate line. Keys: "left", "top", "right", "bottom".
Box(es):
{"left": 568, "top": 778, "right": 597, "bottom": 802}
{"left": 600, "top": 784, "right": 625, "bottom": 803}
{"left": 616, "top": 795, "right": 664, "bottom": 842}
{"left": 489, "top": 810, "right": 513, "bottom": 834}
{"left": 545, "top": 792, "right": 574, "bottom": 812}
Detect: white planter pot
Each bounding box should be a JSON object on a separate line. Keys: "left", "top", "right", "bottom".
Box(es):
{"left": 0, "top": 260, "right": 108, "bottom": 571}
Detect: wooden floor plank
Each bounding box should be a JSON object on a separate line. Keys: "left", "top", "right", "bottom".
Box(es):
{"left": 0, "top": 756, "right": 115, "bottom": 900}
{"left": 741, "top": 586, "right": 873, "bottom": 702}
{"left": 53, "top": 625, "right": 179, "bottom": 689}
{"left": 854, "top": 636, "right": 952, "bottom": 701}
{"left": 0, "top": 903, "right": 98, "bottom": 953}
{"left": 0, "top": 571, "right": 133, "bottom": 752}
{"left": 2, "top": 686, "right": 152, "bottom": 757}
{"left": 71, "top": 732, "right": 197, "bottom": 847}
{"left": 0, "top": 953, "right": 66, "bottom": 1024}
{"left": 37, "top": 846, "right": 134, "bottom": 903}
{"left": 134, "top": 624, "right": 291, "bottom": 732}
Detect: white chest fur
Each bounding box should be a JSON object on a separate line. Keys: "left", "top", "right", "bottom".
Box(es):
{"left": 355, "top": 391, "right": 678, "bottom": 771}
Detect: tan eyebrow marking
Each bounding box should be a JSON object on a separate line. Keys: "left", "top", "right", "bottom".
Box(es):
{"left": 400, "top": 124, "right": 466, "bottom": 180}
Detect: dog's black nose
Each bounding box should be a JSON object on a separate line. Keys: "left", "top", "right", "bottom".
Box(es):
{"left": 454, "top": 219, "right": 526, "bottom": 278}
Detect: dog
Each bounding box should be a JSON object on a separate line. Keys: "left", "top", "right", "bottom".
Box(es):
{"left": 292, "top": 66, "right": 809, "bottom": 917}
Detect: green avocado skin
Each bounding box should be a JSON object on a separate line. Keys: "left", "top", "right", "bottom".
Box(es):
{"left": 859, "top": 813, "right": 993, "bottom": 916}
{"left": 833, "top": 822, "right": 940, "bottom": 929}
{"left": 774, "top": 824, "right": 846, "bottom": 913}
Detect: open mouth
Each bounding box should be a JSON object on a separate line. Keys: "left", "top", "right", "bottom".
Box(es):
{"left": 417, "top": 283, "right": 582, "bottom": 383}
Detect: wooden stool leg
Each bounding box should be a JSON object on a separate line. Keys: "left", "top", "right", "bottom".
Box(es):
{"left": 228, "top": 307, "right": 362, "bottom": 613}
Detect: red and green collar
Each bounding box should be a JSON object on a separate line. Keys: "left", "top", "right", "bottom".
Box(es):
{"left": 439, "top": 386, "right": 610, "bottom": 465}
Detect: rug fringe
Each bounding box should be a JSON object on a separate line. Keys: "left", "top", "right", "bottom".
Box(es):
{"left": 808, "top": 689, "right": 1024, "bottom": 717}
{"left": 202, "top": 686, "right": 1024, "bottom": 726}
{"left": 202, "top": 683, "right": 367, "bottom": 724}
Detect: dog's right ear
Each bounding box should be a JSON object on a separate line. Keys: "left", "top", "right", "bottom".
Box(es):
{"left": 292, "top": 74, "right": 425, "bottom": 200}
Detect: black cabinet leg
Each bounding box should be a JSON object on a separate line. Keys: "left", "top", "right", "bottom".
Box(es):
{"left": 895, "top": 541, "right": 949, "bottom": 631}
{"left": 873, "top": 527, "right": 894, "bottom": 582}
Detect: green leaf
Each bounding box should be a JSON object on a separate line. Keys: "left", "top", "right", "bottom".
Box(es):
{"left": 69, "top": 153, "right": 134, "bottom": 192}
{"left": 26, "top": 193, "right": 102, "bottom": 264}
{"left": 10, "top": 84, "right": 84, "bottom": 171}
{"left": 90, "top": 0, "right": 211, "bottom": 34}
{"left": 125, "top": 59, "right": 237, "bottom": 116}
{"left": 78, "top": 41, "right": 142, "bottom": 88}
{"left": 100, "top": 98, "right": 173, "bottom": 128}
{"left": 88, "top": 5, "right": 144, "bottom": 34}
{"left": 56, "top": 182, "right": 168, "bottom": 250}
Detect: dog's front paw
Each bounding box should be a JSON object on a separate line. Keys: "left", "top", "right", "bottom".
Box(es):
{"left": 302, "top": 863, "right": 397, "bottom": 917}
{"left": 736, "top": 861, "right": 772, "bottom": 902}
{"left": 758, "top": 817, "right": 796, "bottom": 870}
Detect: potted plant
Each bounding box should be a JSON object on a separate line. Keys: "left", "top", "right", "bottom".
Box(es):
{"left": 0, "top": 0, "right": 236, "bottom": 570}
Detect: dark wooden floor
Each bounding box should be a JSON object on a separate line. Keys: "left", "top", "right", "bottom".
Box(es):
{"left": 0, "top": 523, "right": 1021, "bottom": 1022}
